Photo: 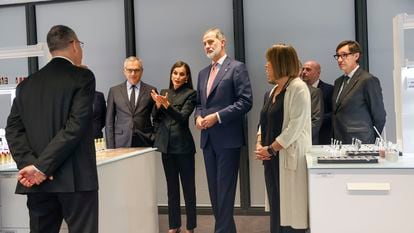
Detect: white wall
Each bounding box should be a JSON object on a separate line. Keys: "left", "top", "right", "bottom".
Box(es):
{"left": 367, "top": 0, "right": 414, "bottom": 142}
{"left": 133, "top": 0, "right": 238, "bottom": 207}
{"left": 36, "top": 0, "right": 126, "bottom": 96}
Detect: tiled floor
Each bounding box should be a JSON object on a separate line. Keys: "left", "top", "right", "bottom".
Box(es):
{"left": 159, "top": 214, "right": 270, "bottom": 233}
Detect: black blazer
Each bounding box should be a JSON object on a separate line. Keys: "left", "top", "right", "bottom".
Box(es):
{"left": 6, "top": 57, "right": 98, "bottom": 194}
{"left": 332, "top": 67, "right": 386, "bottom": 144}
{"left": 153, "top": 87, "right": 196, "bottom": 154}
{"left": 317, "top": 80, "right": 334, "bottom": 144}
{"left": 93, "top": 91, "right": 106, "bottom": 139}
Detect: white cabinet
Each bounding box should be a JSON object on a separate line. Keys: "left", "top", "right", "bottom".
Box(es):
{"left": 307, "top": 148, "right": 414, "bottom": 233}
{"left": 0, "top": 148, "right": 159, "bottom": 233}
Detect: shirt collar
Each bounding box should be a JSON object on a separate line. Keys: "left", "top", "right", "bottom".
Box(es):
{"left": 52, "top": 56, "right": 75, "bottom": 65}
{"left": 127, "top": 81, "right": 141, "bottom": 89}
{"left": 212, "top": 54, "right": 227, "bottom": 67}
{"left": 312, "top": 79, "right": 320, "bottom": 88}
{"left": 346, "top": 65, "right": 360, "bottom": 79}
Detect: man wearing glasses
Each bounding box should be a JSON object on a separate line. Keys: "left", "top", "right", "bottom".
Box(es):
{"left": 106, "top": 56, "right": 157, "bottom": 148}
{"left": 332, "top": 40, "right": 386, "bottom": 144}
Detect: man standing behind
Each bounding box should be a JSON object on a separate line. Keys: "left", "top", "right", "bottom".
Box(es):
{"left": 302, "top": 60, "right": 334, "bottom": 144}
{"left": 195, "top": 28, "right": 253, "bottom": 233}
{"left": 5, "top": 25, "right": 98, "bottom": 233}
{"left": 106, "top": 56, "right": 156, "bottom": 148}
{"left": 93, "top": 91, "right": 106, "bottom": 139}
{"left": 332, "top": 40, "right": 386, "bottom": 144}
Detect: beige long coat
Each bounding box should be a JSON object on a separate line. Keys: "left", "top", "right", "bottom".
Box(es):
{"left": 276, "top": 77, "right": 312, "bottom": 229}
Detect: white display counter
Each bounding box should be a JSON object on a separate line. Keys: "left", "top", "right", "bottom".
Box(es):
{"left": 0, "top": 147, "right": 159, "bottom": 233}
{"left": 307, "top": 145, "right": 414, "bottom": 233}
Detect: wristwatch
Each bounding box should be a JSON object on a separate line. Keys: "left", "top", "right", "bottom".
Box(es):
{"left": 266, "top": 145, "right": 277, "bottom": 157}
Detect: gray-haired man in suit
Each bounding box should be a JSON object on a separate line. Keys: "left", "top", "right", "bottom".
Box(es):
{"left": 106, "top": 56, "right": 157, "bottom": 148}
{"left": 332, "top": 40, "right": 386, "bottom": 144}
{"left": 195, "top": 28, "right": 252, "bottom": 233}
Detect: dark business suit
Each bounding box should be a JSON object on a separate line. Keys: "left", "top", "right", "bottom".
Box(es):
{"left": 195, "top": 56, "right": 252, "bottom": 233}
{"left": 93, "top": 91, "right": 106, "bottom": 139}
{"left": 332, "top": 67, "right": 386, "bottom": 144}
{"left": 308, "top": 85, "right": 324, "bottom": 145}
{"left": 105, "top": 81, "right": 156, "bottom": 148}
{"left": 317, "top": 80, "right": 334, "bottom": 144}
{"left": 5, "top": 57, "right": 98, "bottom": 233}
{"left": 153, "top": 87, "right": 197, "bottom": 230}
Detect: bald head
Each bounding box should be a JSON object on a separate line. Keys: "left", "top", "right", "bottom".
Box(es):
{"left": 301, "top": 60, "right": 321, "bottom": 85}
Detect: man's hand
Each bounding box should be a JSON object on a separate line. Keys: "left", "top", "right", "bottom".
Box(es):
{"left": 18, "top": 165, "right": 48, "bottom": 187}
{"left": 195, "top": 116, "right": 204, "bottom": 130}
{"left": 201, "top": 113, "right": 218, "bottom": 129}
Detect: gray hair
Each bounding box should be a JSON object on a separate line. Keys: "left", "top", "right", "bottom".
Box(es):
{"left": 204, "top": 27, "right": 226, "bottom": 41}
{"left": 123, "top": 56, "right": 143, "bottom": 69}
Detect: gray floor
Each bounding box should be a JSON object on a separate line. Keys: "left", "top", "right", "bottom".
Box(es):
{"left": 159, "top": 214, "right": 270, "bottom": 233}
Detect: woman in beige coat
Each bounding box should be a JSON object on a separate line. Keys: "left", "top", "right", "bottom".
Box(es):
{"left": 255, "top": 43, "right": 311, "bottom": 233}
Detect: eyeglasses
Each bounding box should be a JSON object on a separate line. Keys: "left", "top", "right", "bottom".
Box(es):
{"left": 125, "top": 68, "right": 141, "bottom": 74}
{"left": 333, "top": 53, "right": 353, "bottom": 60}
{"left": 71, "top": 40, "right": 84, "bottom": 48}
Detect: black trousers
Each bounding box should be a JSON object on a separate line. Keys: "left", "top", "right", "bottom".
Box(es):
{"left": 27, "top": 191, "right": 98, "bottom": 233}
{"left": 264, "top": 157, "right": 307, "bottom": 233}
{"left": 264, "top": 156, "right": 281, "bottom": 233}
{"left": 162, "top": 153, "right": 196, "bottom": 230}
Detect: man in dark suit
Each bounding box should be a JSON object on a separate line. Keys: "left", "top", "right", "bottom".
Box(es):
{"left": 307, "top": 85, "right": 324, "bottom": 145}
{"left": 195, "top": 28, "right": 253, "bottom": 233}
{"left": 302, "top": 60, "right": 334, "bottom": 144}
{"left": 332, "top": 40, "right": 386, "bottom": 144}
{"left": 93, "top": 91, "right": 106, "bottom": 139}
{"left": 105, "top": 56, "right": 156, "bottom": 148}
{"left": 5, "top": 25, "right": 98, "bottom": 233}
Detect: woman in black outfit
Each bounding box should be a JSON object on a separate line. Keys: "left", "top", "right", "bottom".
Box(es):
{"left": 255, "top": 44, "right": 311, "bottom": 233}
{"left": 151, "top": 61, "right": 197, "bottom": 233}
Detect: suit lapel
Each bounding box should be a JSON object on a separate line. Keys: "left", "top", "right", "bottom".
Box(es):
{"left": 207, "top": 57, "right": 232, "bottom": 99}
{"left": 335, "top": 68, "right": 362, "bottom": 111}
{"left": 135, "top": 82, "right": 147, "bottom": 114}
{"left": 120, "top": 82, "right": 135, "bottom": 114}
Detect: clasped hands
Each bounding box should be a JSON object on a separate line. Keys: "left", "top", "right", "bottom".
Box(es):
{"left": 18, "top": 165, "right": 53, "bottom": 188}
{"left": 254, "top": 145, "right": 273, "bottom": 161}
{"left": 151, "top": 89, "right": 169, "bottom": 109}
{"left": 195, "top": 114, "right": 218, "bottom": 130}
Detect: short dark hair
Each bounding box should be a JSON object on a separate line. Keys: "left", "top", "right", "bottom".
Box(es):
{"left": 169, "top": 61, "right": 193, "bottom": 90}
{"left": 336, "top": 40, "right": 361, "bottom": 54}
{"left": 47, "top": 25, "right": 77, "bottom": 52}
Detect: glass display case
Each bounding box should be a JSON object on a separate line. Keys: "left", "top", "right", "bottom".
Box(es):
{"left": 393, "top": 13, "right": 414, "bottom": 155}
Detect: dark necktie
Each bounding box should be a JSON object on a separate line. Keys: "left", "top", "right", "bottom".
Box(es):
{"left": 130, "top": 85, "right": 136, "bottom": 108}
{"left": 336, "top": 75, "right": 350, "bottom": 103}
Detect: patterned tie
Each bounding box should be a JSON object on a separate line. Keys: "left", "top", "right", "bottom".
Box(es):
{"left": 207, "top": 63, "right": 218, "bottom": 96}
{"left": 130, "top": 85, "right": 136, "bottom": 108}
